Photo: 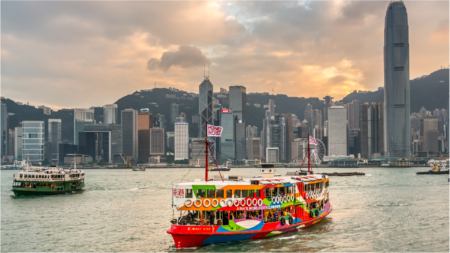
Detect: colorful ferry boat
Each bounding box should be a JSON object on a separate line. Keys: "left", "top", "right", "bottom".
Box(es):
{"left": 167, "top": 125, "right": 332, "bottom": 248}
{"left": 12, "top": 165, "right": 85, "bottom": 196}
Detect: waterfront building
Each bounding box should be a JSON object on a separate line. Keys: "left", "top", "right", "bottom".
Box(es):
{"left": 199, "top": 77, "right": 213, "bottom": 137}
{"left": 14, "top": 125, "right": 22, "bottom": 161}
{"left": 22, "top": 121, "right": 45, "bottom": 163}
{"left": 170, "top": 103, "right": 179, "bottom": 123}
{"left": 361, "top": 102, "right": 384, "bottom": 159}
{"left": 328, "top": 106, "right": 347, "bottom": 156}
{"left": 420, "top": 116, "right": 439, "bottom": 152}
{"left": 247, "top": 137, "right": 260, "bottom": 160}
{"left": 58, "top": 143, "right": 77, "bottom": 165}
{"left": 220, "top": 109, "right": 234, "bottom": 163}
{"left": 267, "top": 114, "right": 286, "bottom": 162}
{"left": 266, "top": 147, "right": 279, "bottom": 163}
{"left": 301, "top": 119, "right": 309, "bottom": 137}
{"left": 291, "top": 138, "right": 305, "bottom": 163}
{"left": 48, "top": 119, "right": 61, "bottom": 164}
{"left": 150, "top": 128, "right": 165, "bottom": 157}
{"left": 175, "top": 123, "right": 189, "bottom": 160}
{"left": 1, "top": 102, "right": 7, "bottom": 159}
{"left": 79, "top": 124, "right": 121, "bottom": 163}
{"left": 103, "top": 104, "right": 118, "bottom": 124}
{"left": 190, "top": 138, "right": 206, "bottom": 165}
{"left": 121, "top": 109, "right": 138, "bottom": 162}
{"left": 286, "top": 113, "right": 294, "bottom": 161}
{"left": 138, "top": 112, "right": 152, "bottom": 163}
{"left": 7, "top": 129, "right": 15, "bottom": 161}
{"left": 348, "top": 129, "right": 361, "bottom": 158}
{"left": 384, "top": 1, "right": 411, "bottom": 158}
{"left": 229, "top": 86, "right": 246, "bottom": 161}
{"left": 74, "top": 119, "right": 95, "bottom": 145}
{"left": 73, "top": 108, "right": 94, "bottom": 143}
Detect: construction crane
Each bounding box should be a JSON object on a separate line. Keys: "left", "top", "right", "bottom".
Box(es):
{"left": 119, "top": 153, "right": 132, "bottom": 168}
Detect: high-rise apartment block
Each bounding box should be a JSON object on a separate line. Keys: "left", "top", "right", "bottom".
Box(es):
{"left": 328, "top": 106, "right": 347, "bottom": 156}
{"left": 175, "top": 123, "right": 189, "bottom": 160}
{"left": 121, "top": 109, "right": 138, "bottom": 162}
{"left": 48, "top": 119, "right": 61, "bottom": 164}
{"left": 138, "top": 112, "right": 152, "bottom": 163}
{"left": 384, "top": 1, "right": 411, "bottom": 158}
{"left": 103, "top": 104, "right": 118, "bottom": 124}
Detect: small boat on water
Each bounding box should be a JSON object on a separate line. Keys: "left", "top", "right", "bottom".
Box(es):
{"left": 132, "top": 166, "right": 146, "bottom": 171}
{"left": 417, "top": 161, "right": 449, "bottom": 175}
{"left": 167, "top": 128, "right": 331, "bottom": 248}
{"left": 12, "top": 162, "right": 85, "bottom": 196}
{"left": 208, "top": 166, "right": 230, "bottom": 172}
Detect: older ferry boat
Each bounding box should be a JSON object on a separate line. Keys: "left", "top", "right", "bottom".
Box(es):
{"left": 12, "top": 164, "right": 85, "bottom": 196}
{"left": 167, "top": 125, "right": 332, "bottom": 248}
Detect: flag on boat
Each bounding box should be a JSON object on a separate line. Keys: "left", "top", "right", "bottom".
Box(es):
{"left": 207, "top": 125, "right": 223, "bottom": 137}
{"left": 309, "top": 136, "right": 318, "bottom": 145}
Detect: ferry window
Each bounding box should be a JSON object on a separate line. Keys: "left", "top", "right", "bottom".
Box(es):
{"left": 249, "top": 190, "right": 254, "bottom": 197}
{"left": 279, "top": 187, "right": 285, "bottom": 195}
{"left": 32, "top": 175, "right": 35, "bottom": 178}
{"left": 216, "top": 189, "right": 224, "bottom": 198}
{"left": 242, "top": 190, "right": 248, "bottom": 198}
{"left": 234, "top": 190, "right": 241, "bottom": 198}
{"left": 185, "top": 189, "right": 193, "bottom": 198}
{"left": 207, "top": 189, "right": 215, "bottom": 198}
{"left": 226, "top": 190, "right": 232, "bottom": 198}
{"left": 256, "top": 190, "right": 261, "bottom": 198}
{"left": 197, "top": 189, "right": 206, "bottom": 198}
{"left": 20, "top": 174, "right": 23, "bottom": 178}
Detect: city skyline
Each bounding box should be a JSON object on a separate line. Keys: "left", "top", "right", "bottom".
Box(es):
{"left": 1, "top": 1, "right": 448, "bottom": 109}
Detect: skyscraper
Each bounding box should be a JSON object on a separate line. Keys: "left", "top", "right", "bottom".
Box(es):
{"left": 103, "top": 104, "right": 118, "bottom": 124}
{"left": 74, "top": 119, "right": 95, "bottom": 145}
{"left": 138, "top": 112, "right": 152, "bottom": 163}
{"left": 420, "top": 116, "right": 439, "bottom": 152}
{"left": 74, "top": 108, "right": 94, "bottom": 143}
{"left": 220, "top": 109, "right": 234, "bottom": 163}
{"left": 1, "top": 102, "right": 7, "bottom": 159}
{"left": 328, "top": 106, "right": 347, "bottom": 156}
{"left": 304, "top": 104, "right": 313, "bottom": 134}
{"left": 150, "top": 128, "right": 165, "bottom": 157}
{"left": 229, "top": 86, "right": 246, "bottom": 161}
{"left": 22, "top": 121, "right": 45, "bottom": 163}
{"left": 360, "top": 103, "right": 384, "bottom": 159}
{"left": 384, "top": 1, "right": 411, "bottom": 158}
{"left": 175, "top": 122, "right": 189, "bottom": 160}
{"left": 14, "top": 124, "right": 22, "bottom": 161}
{"left": 48, "top": 119, "right": 61, "bottom": 164}
{"left": 199, "top": 77, "right": 213, "bottom": 137}
{"left": 121, "top": 108, "right": 138, "bottom": 162}
{"left": 268, "top": 114, "right": 286, "bottom": 162}
{"left": 346, "top": 100, "right": 360, "bottom": 130}
{"left": 268, "top": 99, "right": 276, "bottom": 116}
{"left": 170, "top": 103, "right": 179, "bottom": 123}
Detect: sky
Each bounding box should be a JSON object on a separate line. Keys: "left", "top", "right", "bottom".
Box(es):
{"left": 1, "top": 0, "right": 448, "bottom": 109}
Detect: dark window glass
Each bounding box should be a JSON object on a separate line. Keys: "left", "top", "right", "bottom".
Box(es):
{"left": 242, "top": 190, "right": 248, "bottom": 198}
{"left": 256, "top": 190, "right": 261, "bottom": 198}
{"left": 207, "top": 189, "right": 215, "bottom": 198}
{"left": 185, "top": 189, "right": 193, "bottom": 198}
{"left": 234, "top": 190, "right": 241, "bottom": 198}
{"left": 216, "top": 189, "right": 224, "bottom": 198}
{"left": 394, "top": 67, "right": 404, "bottom": 71}
{"left": 197, "top": 189, "right": 206, "bottom": 198}
{"left": 226, "top": 189, "right": 232, "bottom": 198}
{"left": 249, "top": 190, "right": 254, "bottom": 197}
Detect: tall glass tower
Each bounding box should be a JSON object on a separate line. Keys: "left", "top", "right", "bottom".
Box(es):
{"left": 384, "top": 0, "right": 410, "bottom": 158}
{"left": 199, "top": 77, "right": 213, "bottom": 138}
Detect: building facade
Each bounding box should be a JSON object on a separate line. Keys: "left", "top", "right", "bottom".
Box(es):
{"left": 328, "top": 106, "right": 347, "bottom": 156}
{"left": 48, "top": 119, "right": 62, "bottom": 164}
{"left": 266, "top": 147, "right": 279, "bottom": 163}
{"left": 360, "top": 102, "right": 384, "bottom": 159}
{"left": 170, "top": 103, "right": 179, "bottom": 123}
{"left": 420, "top": 116, "right": 438, "bottom": 152}
{"left": 220, "top": 109, "right": 234, "bottom": 163}
{"left": 103, "top": 104, "right": 118, "bottom": 124}
{"left": 175, "top": 123, "right": 189, "bottom": 160}
{"left": 229, "top": 86, "right": 246, "bottom": 161}
{"left": 199, "top": 77, "right": 213, "bottom": 137}
{"left": 14, "top": 125, "right": 23, "bottom": 161}
{"left": 138, "top": 112, "right": 152, "bottom": 163}
{"left": 150, "top": 128, "right": 165, "bottom": 157}
{"left": 22, "top": 121, "right": 45, "bottom": 163}
{"left": 74, "top": 119, "right": 95, "bottom": 145}
{"left": 121, "top": 109, "right": 138, "bottom": 162}
{"left": 1, "top": 102, "right": 7, "bottom": 159}
{"left": 384, "top": 1, "right": 411, "bottom": 158}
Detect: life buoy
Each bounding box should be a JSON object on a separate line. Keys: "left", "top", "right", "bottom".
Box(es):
{"left": 257, "top": 199, "right": 263, "bottom": 206}
{"left": 305, "top": 192, "right": 309, "bottom": 199}
{"left": 219, "top": 199, "right": 226, "bottom": 207}
{"left": 194, "top": 199, "right": 202, "bottom": 208}
{"left": 252, "top": 198, "right": 257, "bottom": 206}
{"left": 247, "top": 199, "right": 252, "bottom": 206}
{"left": 280, "top": 217, "right": 286, "bottom": 226}
{"left": 234, "top": 199, "right": 240, "bottom": 207}
{"left": 203, "top": 199, "right": 211, "bottom": 207}
{"left": 240, "top": 199, "right": 246, "bottom": 206}
{"left": 291, "top": 195, "right": 295, "bottom": 202}
{"left": 276, "top": 196, "right": 281, "bottom": 204}
{"left": 185, "top": 199, "right": 193, "bottom": 207}
{"left": 212, "top": 199, "right": 219, "bottom": 207}
{"left": 227, "top": 199, "right": 233, "bottom": 207}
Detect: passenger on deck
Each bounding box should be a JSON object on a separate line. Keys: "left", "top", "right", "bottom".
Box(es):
{"left": 210, "top": 212, "right": 215, "bottom": 225}
{"left": 239, "top": 212, "right": 244, "bottom": 219}
{"left": 267, "top": 212, "right": 272, "bottom": 222}
{"left": 255, "top": 212, "right": 260, "bottom": 219}
{"left": 187, "top": 211, "right": 192, "bottom": 222}
{"left": 274, "top": 212, "right": 279, "bottom": 222}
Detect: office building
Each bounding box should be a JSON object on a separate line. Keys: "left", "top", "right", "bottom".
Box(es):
{"left": 38, "top": 105, "right": 52, "bottom": 115}
{"left": 301, "top": 119, "right": 309, "bottom": 137}
{"left": 74, "top": 119, "right": 95, "bottom": 145}
{"left": 384, "top": 1, "right": 411, "bottom": 158}
{"left": 74, "top": 108, "right": 94, "bottom": 143}
{"left": 199, "top": 77, "right": 213, "bottom": 137}
{"left": 291, "top": 138, "right": 305, "bottom": 163}
{"left": 48, "top": 119, "right": 62, "bottom": 164}
{"left": 103, "top": 104, "right": 118, "bottom": 124}
{"left": 267, "top": 114, "right": 286, "bottom": 162}
{"left": 7, "top": 129, "right": 15, "bottom": 161}
{"left": 14, "top": 125, "right": 23, "bottom": 161}
{"left": 266, "top": 147, "right": 279, "bottom": 163}
{"left": 328, "top": 106, "right": 347, "bottom": 156}
{"left": 348, "top": 129, "right": 361, "bottom": 158}
{"left": 138, "top": 112, "right": 152, "bottom": 163}
{"left": 121, "top": 109, "right": 138, "bottom": 162}
{"left": 247, "top": 137, "right": 260, "bottom": 160}
{"left": 150, "top": 128, "right": 165, "bottom": 157}
{"left": 79, "top": 124, "right": 122, "bottom": 163}
{"left": 159, "top": 115, "right": 166, "bottom": 129}
{"left": 190, "top": 138, "right": 206, "bottom": 165}
{"left": 22, "top": 121, "right": 45, "bottom": 163}
{"left": 59, "top": 143, "right": 78, "bottom": 165}
{"left": 229, "top": 86, "right": 247, "bottom": 161}
{"left": 346, "top": 100, "right": 360, "bottom": 129}
{"left": 323, "top": 96, "right": 334, "bottom": 122}
{"left": 1, "top": 102, "right": 7, "bottom": 159}
{"left": 420, "top": 116, "right": 438, "bottom": 152}
{"left": 304, "top": 104, "right": 314, "bottom": 134}
{"left": 285, "top": 113, "right": 294, "bottom": 161}
{"left": 170, "top": 103, "right": 179, "bottom": 123}
{"left": 175, "top": 123, "right": 189, "bottom": 160}
{"left": 167, "top": 132, "right": 175, "bottom": 150}
{"left": 360, "top": 102, "right": 384, "bottom": 159}
{"left": 220, "top": 109, "right": 234, "bottom": 163}
{"left": 268, "top": 99, "right": 276, "bottom": 116}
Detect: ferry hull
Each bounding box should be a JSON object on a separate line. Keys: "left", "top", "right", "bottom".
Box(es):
{"left": 13, "top": 188, "right": 84, "bottom": 196}
{"left": 168, "top": 204, "right": 332, "bottom": 248}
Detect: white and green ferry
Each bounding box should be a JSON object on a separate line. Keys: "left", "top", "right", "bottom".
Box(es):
{"left": 12, "top": 166, "right": 85, "bottom": 196}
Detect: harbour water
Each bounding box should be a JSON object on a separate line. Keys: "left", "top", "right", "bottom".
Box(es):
{"left": 1, "top": 167, "right": 448, "bottom": 252}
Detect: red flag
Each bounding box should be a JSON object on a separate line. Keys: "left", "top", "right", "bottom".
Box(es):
{"left": 309, "top": 136, "right": 318, "bottom": 145}
{"left": 207, "top": 125, "right": 223, "bottom": 137}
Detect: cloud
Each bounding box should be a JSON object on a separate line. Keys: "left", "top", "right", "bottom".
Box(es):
{"left": 147, "top": 45, "right": 211, "bottom": 72}
{"left": 430, "top": 18, "right": 449, "bottom": 43}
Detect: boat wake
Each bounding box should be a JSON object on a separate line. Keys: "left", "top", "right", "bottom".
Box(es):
{"left": 129, "top": 188, "right": 139, "bottom": 191}
{"left": 365, "top": 174, "right": 372, "bottom": 176}
{"left": 278, "top": 235, "right": 296, "bottom": 240}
